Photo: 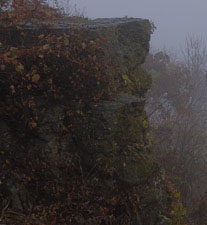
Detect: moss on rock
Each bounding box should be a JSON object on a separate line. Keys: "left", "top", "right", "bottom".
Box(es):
{"left": 0, "top": 18, "right": 185, "bottom": 225}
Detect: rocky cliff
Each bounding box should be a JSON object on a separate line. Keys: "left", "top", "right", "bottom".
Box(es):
{"left": 0, "top": 18, "right": 182, "bottom": 225}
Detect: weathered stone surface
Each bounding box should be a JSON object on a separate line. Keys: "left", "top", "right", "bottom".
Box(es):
{"left": 0, "top": 18, "right": 170, "bottom": 224}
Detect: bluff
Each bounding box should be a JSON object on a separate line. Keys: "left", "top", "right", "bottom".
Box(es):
{"left": 0, "top": 18, "right": 182, "bottom": 225}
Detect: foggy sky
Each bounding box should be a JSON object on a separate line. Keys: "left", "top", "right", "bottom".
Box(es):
{"left": 72, "top": 0, "right": 207, "bottom": 53}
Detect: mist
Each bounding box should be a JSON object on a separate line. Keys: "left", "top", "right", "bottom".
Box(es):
{"left": 73, "top": 0, "right": 207, "bottom": 52}
{"left": 2, "top": 1, "right": 207, "bottom": 224}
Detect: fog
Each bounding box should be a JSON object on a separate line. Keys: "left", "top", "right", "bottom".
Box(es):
{"left": 72, "top": 0, "right": 207, "bottom": 52}
{"left": 2, "top": 1, "right": 207, "bottom": 223}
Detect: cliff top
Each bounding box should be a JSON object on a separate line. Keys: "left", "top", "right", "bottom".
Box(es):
{"left": 17, "top": 17, "right": 148, "bottom": 29}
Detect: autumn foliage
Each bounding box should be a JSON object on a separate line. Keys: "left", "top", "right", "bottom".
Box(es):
{"left": 0, "top": 1, "right": 123, "bottom": 224}
{"left": 0, "top": 1, "right": 187, "bottom": 225}
{"left": 0, "top": 22, "right": 139, "bottom": 224}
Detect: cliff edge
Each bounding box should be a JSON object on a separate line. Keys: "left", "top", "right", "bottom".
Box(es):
{"left": 0, "top": 18, "right": 181, "bottom": 225}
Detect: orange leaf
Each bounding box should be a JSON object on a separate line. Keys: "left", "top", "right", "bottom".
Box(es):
{"left": 16, "top": 63, "right": 24, "bottom": 72}
{"left": 62, "top": 125, "right": 68, "bottom": 132}
{"left": 16, "top": 26, "right": 23, "bottom": 30}
{"left": 82, "top": 42, "right": 87, "bottom": 49}
{"left": 38, "top": 34, "right": 45, "bottom": 39}
{"left": 48, "top": 78, "right": 53, "bottom": 84}
{"left": 101, "top": 207, "right": 110, "bottom": 213}
{"left": 32, "top": 74, "right": 40, "bottom": 83}
{"left": 136, "top": 193, "right": 140, "bottom": 202}
{"left": 29, "top": 121, "right": 37, "bottom": 129}
{"left": 42, "top": 44, "right": 50, "bottom": 50}
{"left": 27, "top": 84, "right": 32, "bottom": 90}
{"left": 38, "top": 54, "right": 44, "bottom": 58}
{"left": 10, "top": 85, "right": 15, "bottom": 94}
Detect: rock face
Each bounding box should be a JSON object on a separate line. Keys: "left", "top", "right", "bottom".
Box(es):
{"left": 0, "top": 18, "right": 170, "bottom": 224}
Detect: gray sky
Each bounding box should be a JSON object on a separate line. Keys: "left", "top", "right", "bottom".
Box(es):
{"left": 72, "top": 0, "right": 207, "bottom": 52}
